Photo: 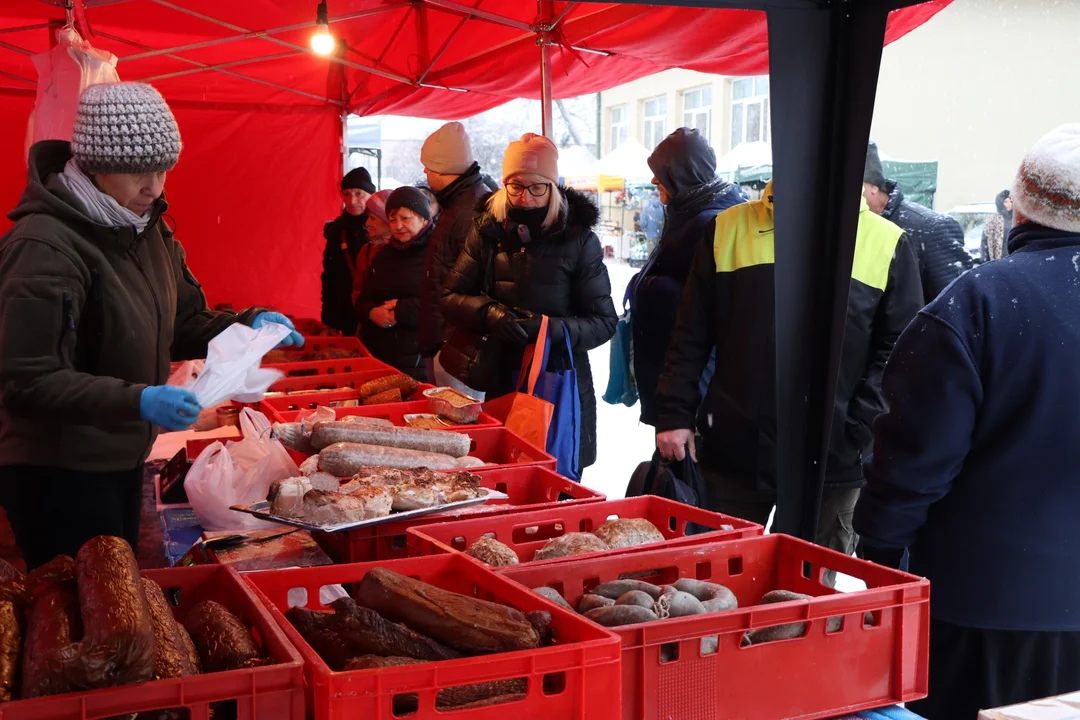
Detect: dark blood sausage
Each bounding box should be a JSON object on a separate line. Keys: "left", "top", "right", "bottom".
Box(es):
{"left": 183, "top": 600, "right": 262, "bottom": 673}
{"left": 0, "top": 581, "right": 30, "bottom": 702}
{"left": 21, "top": 580, "right": 80, "bottom": 698}
{"left": 64, "top": 536, "right": 156, "bottom": 689}
{"left": 142, "top": 578, "right": 199, "bottom": 680}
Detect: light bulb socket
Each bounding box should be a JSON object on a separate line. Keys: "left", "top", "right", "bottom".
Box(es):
{"left": 316, "top": 0, "right": 328, "bottom": 26}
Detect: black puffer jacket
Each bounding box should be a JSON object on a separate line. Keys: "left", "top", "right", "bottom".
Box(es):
{"left": 441, "top": 188, "right": 618, "bottom": 470}
{"left": 419, "top": 163, "right": 488, "bottom": 357}
{"left": 881, "top": 182, "right": 972, "bottom": 303}
{"left": 354, "top": 226, "right": 431, "bottom": 381}
{"left": 321, "top": 212, "right": 368, "bottom": 335}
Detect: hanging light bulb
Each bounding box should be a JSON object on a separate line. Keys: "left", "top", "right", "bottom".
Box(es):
{"left": 311, "top": 0, "right": 334, "bottom": 55}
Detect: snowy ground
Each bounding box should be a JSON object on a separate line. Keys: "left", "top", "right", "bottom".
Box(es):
{"left": 580, "top": 259, "right": 866, "bottom": 593}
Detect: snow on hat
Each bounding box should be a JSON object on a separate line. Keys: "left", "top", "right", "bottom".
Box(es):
{"left": 72, "top": 82, "right": 181, "bottom": 174}
{"left": 1012, "top": 124, "right": 1080, "bottom": 233}
{"left": 365, "top": 189, "right": 393, "bottom": 223}
{"left": 386, "top": 186, "right": 432, "bottom": 222}
{"left": 421, "top": 122, "right": 475, "bottom": 175}
{"left": 502, "top": 133, "right": 559, "bottom": 184}
{"left": 341, "top": 167, "right": 376, "bottom": 194}
{"left": 864, "top": 140, "right": 886, "bottom": 189}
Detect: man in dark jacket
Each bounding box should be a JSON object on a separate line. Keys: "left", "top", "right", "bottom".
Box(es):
{"left": 855, "top": 125, "right": 1080, "bottom": 719}
{"left": 655, "top": 181, "right": 922, "bottom": 582}
{"left": 0, "top": 83, "right": 298, "bottom": 568}
{"left": 417, "top": 122, "right": 489, "bottom": 382}
{"left": 629, "top": 127, "right": 746, "bottom": 425}
{"left": 864, "top": 141, "right": 972, "bottom": 302}
{"left": 321, "top": 167, "right": 375, "bottom": 335}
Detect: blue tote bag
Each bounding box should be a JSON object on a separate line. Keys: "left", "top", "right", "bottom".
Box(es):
{"left": 510, "top": 316, "right": 582, "bottom": 480}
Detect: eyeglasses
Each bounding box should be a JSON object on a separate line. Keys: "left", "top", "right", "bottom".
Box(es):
{"left": 506, "top": 182, "right": 550, "bottom": 198}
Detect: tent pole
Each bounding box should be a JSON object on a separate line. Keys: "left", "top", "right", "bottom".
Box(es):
{"left": 766, "top": 1, "right": 891, "bottom": 540}
{"left": 538, "top": 0, "right": 554, "bottom": 139}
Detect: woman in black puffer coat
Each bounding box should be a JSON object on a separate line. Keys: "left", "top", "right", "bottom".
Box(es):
{"left": 354, "top": 187, "right": 434, "bottom": 381}
{"left": 441, "top": 134, "right": 617, "bottom": 472}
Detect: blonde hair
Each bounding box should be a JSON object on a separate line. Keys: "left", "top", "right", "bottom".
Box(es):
{"left": 487, "top": 182, "right": 564, "bottom": 230}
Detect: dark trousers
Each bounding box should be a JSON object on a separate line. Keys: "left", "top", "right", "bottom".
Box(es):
{"left": 909, "top": 617, "right": 1080, "bottom": 719}
{"left": 700, "top": 464, "right": 859, "bottom": 587}
{"left": 0, "top": 465, "right": 143, "bottom": 570}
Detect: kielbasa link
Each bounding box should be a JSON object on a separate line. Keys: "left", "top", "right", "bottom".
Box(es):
{"left": 21, "top": 580, "right": 79, "bottom": 698}
{"left": 142, "top": 578, "right": 199, "bottom": 680}
{"left": 318, "top": 442, "right": 460, "bottom": 475}
{"left": 310, "top": 422, "right": 472, "bottom": 457}
{"left": 184, "top": 600, "right": 262, "bottom": 673}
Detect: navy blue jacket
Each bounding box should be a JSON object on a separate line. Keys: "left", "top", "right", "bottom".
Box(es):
{"left": 630, "top": 182, "right": 745, "bottom": 426}
{"left": 855, "top": 224, "right": 1080, "bottom": 631}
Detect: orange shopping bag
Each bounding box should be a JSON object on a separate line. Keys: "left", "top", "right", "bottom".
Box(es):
{"left": 481, "top": 316, "right": 553, "bottom": 450}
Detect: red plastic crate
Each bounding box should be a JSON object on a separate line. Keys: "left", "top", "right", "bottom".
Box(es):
{"left": 312, "top": 465, "right": 605, "bottom": 564}
{"left": 265, "top": 356, "right": 388, "bottom": 378}
{"left": 260, "top": 368, "right": 433, "bottom": 420}
{"left": 273, "top": 400, "right": 502, "bottom": 429}
{"left": 268, "top": 335, "right": 370, "bottom": 358}
{"left": 243, "top": 553, "right": 622, "bottom": 720}
{"left": 0, "top": 565, "right": 305, "bottom": 720}
{"left": 407, "top": 496, "right": 763, "bottom": 568}
{"left": 503, "top": 534, "right": 930, "bottom": 720}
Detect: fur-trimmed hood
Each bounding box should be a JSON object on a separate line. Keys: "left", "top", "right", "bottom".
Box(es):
{"left": 473, "top": 186, "right": 601, "bottom": 241}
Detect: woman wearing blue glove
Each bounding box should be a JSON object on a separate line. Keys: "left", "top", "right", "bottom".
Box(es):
{"left": 0, "top": 82, "right": 298, "bottom": 569}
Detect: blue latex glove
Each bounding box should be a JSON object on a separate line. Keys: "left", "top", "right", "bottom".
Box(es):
{"left": 140, "top": 386, "right": 202, "bottom": 431}
{"left": 252, "top": 312, "right": 304, "bottom": 348}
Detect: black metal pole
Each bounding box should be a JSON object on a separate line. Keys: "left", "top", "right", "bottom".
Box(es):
{"left": 766, "top": 1, "right": 891, "bottom": 539}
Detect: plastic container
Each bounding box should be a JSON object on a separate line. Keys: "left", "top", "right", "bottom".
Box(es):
{"left": 260, "top": 368, "right": 433, "bottom": 419}
{"left": 265, "top": 356, "right": 387, "bottom": 378}
{"left": 423, "top": 386, "right": 483, "bottom": 424}
{"left": 407, "top": 496, "right": 762, "bottom": 568}
{"left": 313, "top": 465, "right": 601, "bottom": 564}
{"left": 273, "top": 400, "right": 501, "bottom": 429}
{"left": 243, "top": 553, "right": 622, "bottom": 720}
{"left": 266, "top": 335, "right": 370, "bottom": 359}
{"left": 502, "top": 534, "right": 930, "bottom": 720}
{"left": 0, "top": 564, "right": 305, "bottom": 720}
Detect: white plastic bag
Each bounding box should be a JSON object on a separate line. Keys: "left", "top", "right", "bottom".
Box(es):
{"left": 184, "top": 408, "right": 300, "bottom": 531}
{"left": 29, "top": 26, "right": 119, "bottom": 149}
{"left": 167, "top": 359, "right": 204, "bottom": 387}
{"left": 187, "top": 323, "right": 289, "bottom": 408}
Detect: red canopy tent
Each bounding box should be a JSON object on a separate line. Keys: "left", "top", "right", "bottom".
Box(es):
{"left": 0, "top": 0, "right": 949, "bottom": 318}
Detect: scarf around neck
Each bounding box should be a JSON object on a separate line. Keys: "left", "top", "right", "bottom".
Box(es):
{"left": 57, "top": 158, "right": 153, "bottom": 232}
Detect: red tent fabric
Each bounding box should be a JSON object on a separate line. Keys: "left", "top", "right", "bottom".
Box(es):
{"left": 0, "top": 0, "right": 952, "bottom": 316}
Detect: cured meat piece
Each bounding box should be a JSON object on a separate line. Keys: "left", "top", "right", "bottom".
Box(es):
{"left": 319, "top": 443, "right": 460, "bottom": 475}
{"left": 363, "top": 388, "right": 402, "bottom": 405}
{"left": 142, "top": 578, "right": 198, "bottom": 680}
{"left": 63, "top": 536, "right": 155, "bottom": 689}
{"left": 310, "top": 423, "right": 472, "bottom": 458}
{"left": 355, "top": 568, "right": 539, "bottom": 655}
{"left": 592, "top": 518, "right": 665, "bottom": 549}
{"left": 0, "top": 581, "right": 29, "bottom": 701}
{"left": 183, "top": 600, "right": 262, "bottom": 673}
{"left": 526, "top": 610, "right": 553, "bottom": 647}
{"left": 343, "top": 656, "right": 526, "bottom": 712}
{"left": 340, "top": 416, "right": 394, "bottom": 427}
{"left": 177, "top": 622, "right": 202, "bottom": 674}
{"left": 307, "top": 473, "right": 341, "bottom": 492}
{"left": 26, "top": 555, "right": 75, "bottom": 591}
{"left": 297, "top": 490, "right": 370, "bottom": 526}
{"left": 299, "top": 455, "right": 321, "bottom": 476}
{"left": 533, "top": 533, "right": 609, "bottom": 562}
{"left": 330, "top": 598, "right": 460, "bottom": 661}
{"left": 466, "top": 537, "right": 519, "bottom": 567}
{"left": 268, "top": 477, "right": 312, "bottom": 516}
{"left": 357, "top": 374, "right": 418, "bottom": 400}
{"left": 344, "top": 486, "right": 393, "bottom": 519}
{"left": 532, "top": 587, "right": 573, "bottom": 612}
{"left": 0, "top": 559, "right": 23, "bottom": 584}
{"left": 21, "top": 580, "right": 79, "bottom": 698}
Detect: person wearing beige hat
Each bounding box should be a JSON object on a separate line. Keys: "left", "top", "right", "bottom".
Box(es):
{"left": 441, "top": 133, "right": 618, "bottom": 474}
{"left": 0, "top": 82, "right": 290, "bottom": 568}
{"left": 417, "top": 122, "right": 490, "bottom": 384}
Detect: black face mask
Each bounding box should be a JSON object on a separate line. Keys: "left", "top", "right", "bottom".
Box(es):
{"left": 507, "top": 205, "right": 548, "bottom": 228}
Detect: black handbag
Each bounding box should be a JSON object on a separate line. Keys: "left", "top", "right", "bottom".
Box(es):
{"left": 626, "top": 450, "right": 713, "bottom": 535}
{"left": 439, "top": 244, "right": 504, "bottom": 393}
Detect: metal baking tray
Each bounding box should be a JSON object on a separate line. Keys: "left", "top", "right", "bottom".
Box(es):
{"left": 230, "top": 489, "right": 509, "bottom": 533}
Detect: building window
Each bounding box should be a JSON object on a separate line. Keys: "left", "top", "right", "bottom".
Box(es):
{"left": 730, "top": 75, "right": 770, "bottom": 148}
{"left": 609, "top": 104, "right": 628, "bottom": 153}
{"left": 682, "top": 86, "right": 712, "bottom": 142}
{"left": 643, "top": 95, "right": 667, "bottom": 151}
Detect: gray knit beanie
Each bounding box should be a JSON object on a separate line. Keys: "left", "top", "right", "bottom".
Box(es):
{"left": 71, "top": 82, "right": 182, "bottom": 174}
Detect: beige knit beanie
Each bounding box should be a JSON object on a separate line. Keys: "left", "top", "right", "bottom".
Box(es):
{"left": 502, "top": 133, "right": 559, "bottom": 184}
{"left": 72, "top": 82, "right": 181, "bottom": 174}
{"left": 1011, "top": 124, "right": 1080, "bottom": 233}
{"left": 421, "top": 122, "right": 474, "bottom": 175}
